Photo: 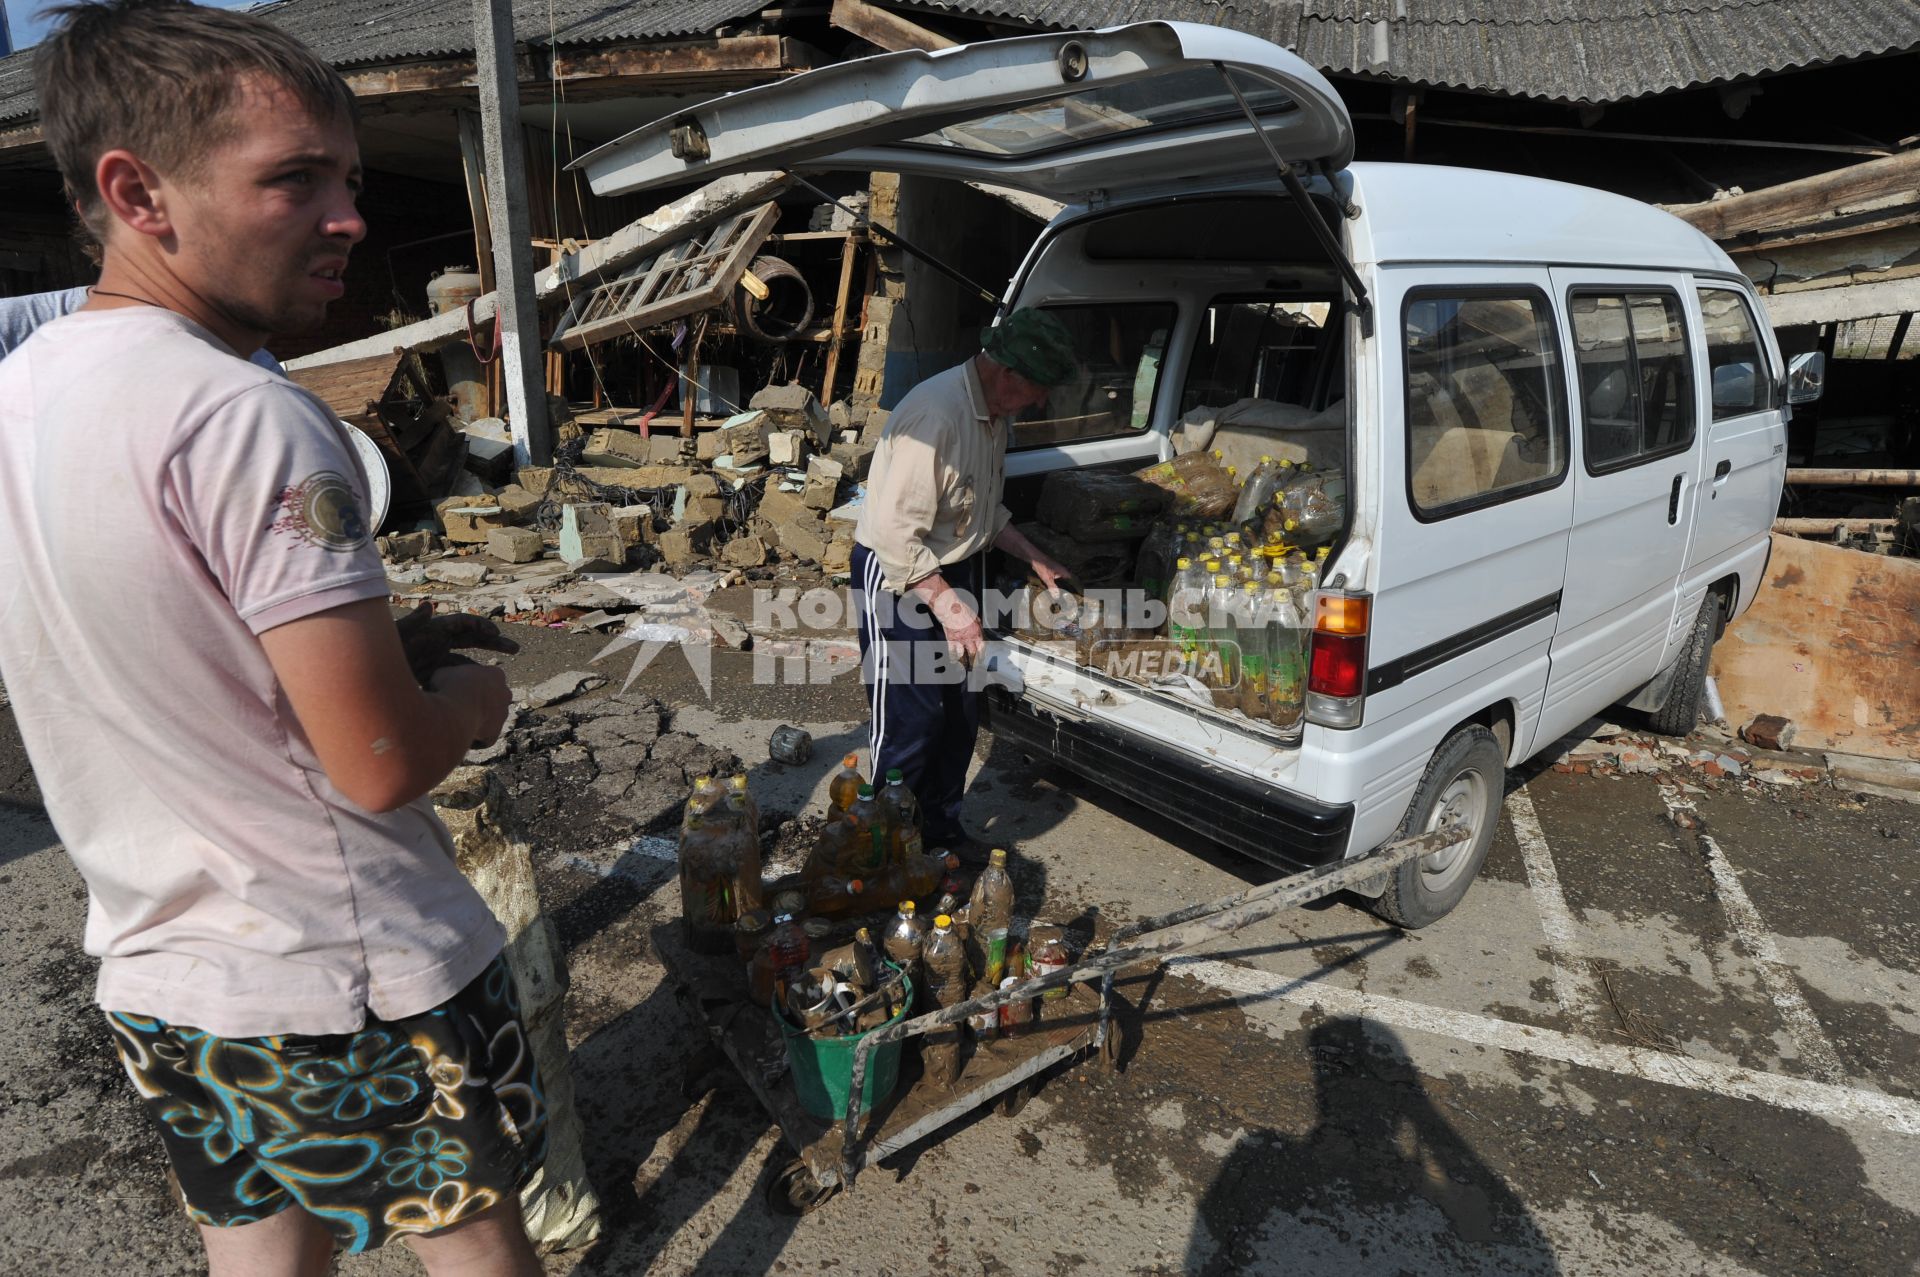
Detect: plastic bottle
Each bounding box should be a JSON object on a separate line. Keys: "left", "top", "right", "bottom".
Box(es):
{"left": 883, "top": 900, "right": 928, "bottom": 974}
{"left": 880, "top": 768, "right": 925, "bottom": 865}
{"left": 1205, "top": 570, "right": 1242, "bottom": 707}
{"left": 998, "top": 946, "right": 1033, "bottom": 1038}
{"left": 1231, "top": 455, "right": 1288, "bottom": 525}
{"left": 681, "top": 774, "right": 723, "bottom": 835}
{"left": 767, "top": 911, "right": 809, "bottom": 988}
{"left": 1237, "top": 581, "right": 1272, "bottom": 721}
{"left": 804, "top": 873, "right": 868, "bottom": 918}
{"left": 1168, "top": 556, "right": 1206, "bottom": 652}
{"left": 966, "top": 848, "right": 1015, "bottom": 987}
{"left": 919, "top": 915, "right": 969, "bottom": 1088}
{"left": 1266, "top": 572, "right": 1309, "bottom": 730}
{"left": 846, "top": 783, "right": 890, "bottom": 876}
{"left": 827, "top": 753, "right": 865, "bottom": 822}
{"left": 678, "top": 788, "right": 742, "bottom": 954}
{"left": 723, "top": 782, "right": 765, "bottom": 914}
{"left": 850, "top": 850, "right": 956, "bottom": 913}
{"left": 803, "top": 815, "right": 859, "bottom": 881}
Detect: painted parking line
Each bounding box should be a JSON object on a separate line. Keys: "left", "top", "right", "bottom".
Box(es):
{"left": 1505, "top": 788, "right": 1604, "bottom": 1019}
{"left": 1173, "top": 956, "right": 1920, "bottom": 1137}
{"left": 1696, "top": 831, "right": 1847, "bottom": 1083}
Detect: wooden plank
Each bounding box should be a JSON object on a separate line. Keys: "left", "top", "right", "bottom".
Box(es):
{"left": 1761, "top": 274, "right": 1920, "bottom": 329}
{"left": 286, "top": 351, "right": 404, "bottom": 418}
{"left": 1712, "top": 533, "right": 1920, "bottom": 761}
{"left": 1668, "top": 149, "right": 1920, "bottom": 242}
{"left": 550, "top": 35, "right": 803, "bottom": 82}
{"left": 820, "top": 232, "right": 861, "bottom": 405}
{"left": 829, "top": 0, "right": 956, "bottom": 51}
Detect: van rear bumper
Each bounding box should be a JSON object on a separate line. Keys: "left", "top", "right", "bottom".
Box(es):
{"left": 983, "top": 688, "right": 1354, "bottom": 871}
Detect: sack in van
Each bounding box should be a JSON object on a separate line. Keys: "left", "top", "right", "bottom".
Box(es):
{"left": 1133, "top": 451, "right": 1236, "bottom": 519}
{"left": 1037, "top": 471, "right": 1170, "bottom": 542}
{"left": 1014, "top": 521, "right": 1137, "bottom": 590}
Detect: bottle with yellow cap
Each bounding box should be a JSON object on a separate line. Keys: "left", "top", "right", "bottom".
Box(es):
{"left": 965, "top": 848, "right": 1016, "bottom": 987}
{"left": 1266, "top": 571, "right": 1310, "bottom": 729}
{"left": 1236, "top": 580, "right": 1273, "bottom": 720}
{"left": 1168, "top": 555, "right": 1206, "bottom": 651}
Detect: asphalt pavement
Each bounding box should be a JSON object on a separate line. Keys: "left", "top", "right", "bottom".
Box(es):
{"left": 0, "top": 620, "right": 1914, "bottom": 1276}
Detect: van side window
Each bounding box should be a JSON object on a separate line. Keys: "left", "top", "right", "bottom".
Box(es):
{"left": 1568, "top": 292, "right": 1695, "bottom": 471}
{"left": 1010, "top": 302, "right": 1178, "bottom": 449}
{"left": 1181, "top": 299, "right": 1332, "bottom": 415}
{"left": 1402, "top": 291, "right": 1568, "bottom": 518}
{"left": 1697, "top": 287, "right": 1778, "bottom": 420}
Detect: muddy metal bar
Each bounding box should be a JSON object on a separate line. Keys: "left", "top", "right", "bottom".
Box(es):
{"left": 1785, "top": 469, "right": 1920, "bottom": 486}
{"left": 836, "top": 823, "right": 1468, "bottom": 1187}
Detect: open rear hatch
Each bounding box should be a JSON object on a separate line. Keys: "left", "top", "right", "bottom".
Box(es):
{"left": 572, "top": 21, "right": 1353, "bottom": 207}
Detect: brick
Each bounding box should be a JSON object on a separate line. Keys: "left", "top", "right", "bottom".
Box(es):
{"left": 823, "top": 532, "right": 854, "bottom": 573}
{"left": 486, "top": 526, "right": 545, "bottom": 563}
{"left": 517, "top": 466, "right": 554, "bottom": 497}
{"left": 383, "top": 529, "right": 434, "bottom": 561}
{"left": 696, "top": 430, "right": 728, "bottom": 462}
{"left": 659, "top": 527, "right": 704, "bottom": 569}
{"left": 768, "top": 430, "right": 806, "bottom": 467}
{"left": 802, "top": 474, "right": 839, "bottom": 511}
{"left": 677, "top": 495, "right": 728, "bottom": 529}
{"left": 757, "top": 485, "right": 811, "bottom": 525}
{"left": 721, "top": 534, "right": 768, "bottom": 568}
{"left": 806, "top": 454, "right": 845, "bottom": 484}
{"left": 580, "top": 428, "right": 650, "bottom": 468}
{"left": 437, "top": 498, "right": 511, "bottom": 544}
{"left": 684, "top": 472, "right": 721, "bottom": 500}
{"left": 425, "top": 559, "right": 490, "bottom": 587}
{"left": 777, "top": 515, "right": 829, "bottom": 563}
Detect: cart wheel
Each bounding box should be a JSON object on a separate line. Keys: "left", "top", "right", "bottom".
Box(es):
{"left": 1000, "top": 1081, "right": 1033, "bottom": 1118}
{"left": 766, "top": 1158, "right": 836, "bottom": 1217}
{"left": 679, "top": 1044, "right": 726, "bottom": 1102}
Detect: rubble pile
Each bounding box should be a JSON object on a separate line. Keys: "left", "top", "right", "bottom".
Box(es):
{"left": 1547, "top": 720, "right": 1828, "bottom": 793}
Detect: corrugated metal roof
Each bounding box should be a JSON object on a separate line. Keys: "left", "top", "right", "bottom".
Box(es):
{"left": 913, "top": 0, "right": 1920, "bottom": 102}
{"left": 0, "top": 0, "right": 768, "bottom": 121}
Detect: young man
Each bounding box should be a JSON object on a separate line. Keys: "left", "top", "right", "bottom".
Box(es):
{"left": 852, "top": 308, "right": 1077, "bottom": 855}
{"left": 0, "top": 4, "right": 542, "bottom": 1273}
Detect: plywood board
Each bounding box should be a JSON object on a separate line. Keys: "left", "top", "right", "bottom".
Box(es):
{"left": 1712, "top": 533, "right": 1920, "bottom": 761}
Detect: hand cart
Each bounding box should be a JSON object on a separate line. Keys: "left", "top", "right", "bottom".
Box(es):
{"left": 655, "top": 824, "right": 1464, "bottom": 1214}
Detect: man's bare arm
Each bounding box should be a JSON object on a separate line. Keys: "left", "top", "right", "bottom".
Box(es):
{"left": 258, "top": 598, "right": 511, "bottom": 813}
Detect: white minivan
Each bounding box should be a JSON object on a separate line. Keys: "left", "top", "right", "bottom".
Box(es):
{"left": 576, "top": 22, "right": 1822, "bottom": 925}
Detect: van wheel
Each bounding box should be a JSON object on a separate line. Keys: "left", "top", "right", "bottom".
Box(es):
{"left": 1372, "top": 725, "right": 1503, "bottom": 929}
{"left": 1648, "top": 593, "right": 1724, "bottom": 738}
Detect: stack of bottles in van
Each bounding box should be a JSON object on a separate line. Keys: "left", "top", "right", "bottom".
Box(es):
{"left": 1011, "top": 450, "right": 1346, "bottom": 731}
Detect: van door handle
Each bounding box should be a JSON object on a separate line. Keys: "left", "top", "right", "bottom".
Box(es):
{"left": 1713, "top": 459, "right": 1733, "bottom": 483}
{"left": 1668, "top": 474, "right": 1683, "bottom": 524}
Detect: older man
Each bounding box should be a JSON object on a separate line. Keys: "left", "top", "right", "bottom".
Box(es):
{"left": 852, "top": 308, "right": 1077, "bottom": 853}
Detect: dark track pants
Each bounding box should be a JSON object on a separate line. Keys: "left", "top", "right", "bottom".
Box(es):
{"left": 851, "top": 542, "right": 983, "bottom": 845}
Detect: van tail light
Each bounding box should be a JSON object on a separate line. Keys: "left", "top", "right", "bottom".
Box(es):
{"left": 1307, "top": 590, "right": 1370, "bottom": 729}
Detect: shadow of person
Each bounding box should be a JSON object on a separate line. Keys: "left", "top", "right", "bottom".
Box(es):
{"left": 1186, "top": 1016, "right": 1561, "bottom": 1276}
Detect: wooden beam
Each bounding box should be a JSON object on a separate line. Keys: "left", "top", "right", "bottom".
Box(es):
{"left": 1667, "top": 149, "right": 1920, "bottom": 242}
{"left": 1760, "top": 275, "right": 1920, "bottom": 329}
{"left": 1785, "top": 469, "right": 1920, "bottom": 487}
{"left": 550, "top": 35, "right": 805, "bottom": 81}
{"left": 829, "top": 0, "right": 956, "bottom": 52}
{"left": 820, "top": 232, "right": 861, "bottom": 405}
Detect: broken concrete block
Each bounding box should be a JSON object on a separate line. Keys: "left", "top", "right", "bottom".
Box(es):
{"left": 861, "top": 407, "right": 891, "bottom": 447}
{"left": 611, "top": 505, "right": 655, "bottom": 547}
{"left": 756, "top": 485, "right": 812, "bottom": 526}
{"left": 829, "top": 440, "right": 876, "bottom": 481}
{"left": 768, "top": 430, "right": 806, "bottom": 467}
{"left": 517, "top": 467, "right": 554, "bottom": 497}
{"left": 581, "top": 428, "right": 649, "bottom": 468}
{"left": 1741, "top": 714, "right": 1796, "bottom": 753}
{"left": 684, "top": 472, "right": 721, "bottom": 500}
{"left": 524, "top": 670, "right": 607, "bottom": 710}
{"left": 648, "top": 434, "right": 693, "bottom": 464}
{"left": 823, "top": 532, "right": 854, "bottom": 573}
{"left": 425, "top": 559, "right": 490, "bottom": 587}
{"left": 494, "top": 485, "right": 541, "bottom": 521}
{"left": 695, "top": 430, "right": 728, "bottom": 462}
{"left": 806, "top": 454, "right": 845, "bottom": 485}
{"left": 676, "top": 495, "right": 728, "bottom": 529}
{"left": 750, "top": 384, "right": 812, "bottom": 414}
{"left": 382, "top": 530, "right": 434, "bottom": 561}
{"left": 829, "top": 400, "right": 853, "bottom": 432}
{"left": 776, "top": 515, "right": 830, "bottom": 563}
{"left": 560, "top": 502, "right": 623, "bottom": 565}
{"left": 437, "top": 499, "right": 511, "bottom": 544}
{"left": 659, "top": 527, "right": 704, "bottom": 569}
{"left": 801, "top": 474, "right": 839, "bottom": 511}
{"left": 487, "top": 526, "right": 544, "bottom": 564}
{"left": 721, "top": 534, "right": 768, "bottom": 568}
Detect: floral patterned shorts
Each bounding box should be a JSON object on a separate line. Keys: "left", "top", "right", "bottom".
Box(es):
{"left": 104, "top": 954, "right": 547, "bottom": 1254}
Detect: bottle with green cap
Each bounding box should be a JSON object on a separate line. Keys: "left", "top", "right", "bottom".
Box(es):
{"left": 846, "top": 782, "right": 889, "bottom": 875}
{"left": 879, "top": 767, "right": 924, "bottom": 866}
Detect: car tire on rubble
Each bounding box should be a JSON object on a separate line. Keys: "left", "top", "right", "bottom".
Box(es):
{"left": 1371, "top": 723, "right": 1504, "bottom": 929}
{"left": 1648, "top": 592, "right": 1725, "bottom": 738}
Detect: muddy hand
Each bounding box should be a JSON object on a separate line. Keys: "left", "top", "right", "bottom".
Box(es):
{"left": 397, "top": 602, "right": 520, "bottom": 685}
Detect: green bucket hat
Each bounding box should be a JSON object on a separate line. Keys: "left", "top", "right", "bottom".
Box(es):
{"left": 981, "top": 308, "right": 1077, "bottom": 387}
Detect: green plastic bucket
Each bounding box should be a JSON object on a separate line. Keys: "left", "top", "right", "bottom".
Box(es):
{"left": 777, "top": 973, "right": 913, "bottom": 1120}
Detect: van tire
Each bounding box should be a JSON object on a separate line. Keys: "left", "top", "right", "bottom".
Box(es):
{"left": 1371, "top": 724, "right": 1504, "bottom": 929}
{"left": 1648, "top": 592, "right": 1724, "bottom": 738}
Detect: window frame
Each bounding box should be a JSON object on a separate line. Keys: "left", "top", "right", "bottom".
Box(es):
{"left": 1564, "top": 285, "right": 1697, "bottom": 478}
{"left": 1696, "top": 284, "right": 1779, "bottom": 423}
{"left": 1400, "top": 283, "right": 1572, "bottom": 524}
{"left": 1008, "top": 299, "right": 1181, "bottom": 452}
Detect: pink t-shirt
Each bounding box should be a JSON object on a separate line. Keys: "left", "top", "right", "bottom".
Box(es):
{"left": 0, "top": 307, "right": 502, "bottom": 1037}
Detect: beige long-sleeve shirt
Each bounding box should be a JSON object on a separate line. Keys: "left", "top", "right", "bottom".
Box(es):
{"left": 855, "top": 357, "right": 1013, "bottom": 594}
